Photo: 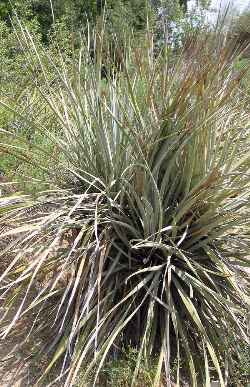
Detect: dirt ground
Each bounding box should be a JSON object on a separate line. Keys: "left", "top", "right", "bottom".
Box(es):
{"left": 0, "top": 321, "right": 29, "bottom": 387}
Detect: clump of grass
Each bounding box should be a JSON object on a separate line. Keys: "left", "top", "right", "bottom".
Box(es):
{"left": 226, "top": 329, "right": 250, "bottom": 386}
{"left": 0, "top": 19, "right": 249, "bottom": 387}
{"left": 77, "top": 346, "right": 160, "bottom": 387}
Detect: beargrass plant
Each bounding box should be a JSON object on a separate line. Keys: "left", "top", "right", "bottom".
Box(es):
{"left": 0, "top": 20, "right": 249, "bottom": 386}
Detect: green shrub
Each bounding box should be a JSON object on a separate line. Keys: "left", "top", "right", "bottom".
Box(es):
{"left": 0, "top": 15, "right": 74, "bottom": 185}
{"left": 96, "top": 347, "right": 158, "bottom": 387}
{"left": 0, "top": 0, "right": 154, "bottom": 43}
{"left": 228, "top": 336, "right": 250, "bottom": 385}
{"left": 231, "top": 10, "right": 250, "bottom": 44}
{"left": 0, "top": 20, "right": 249, "bottom": 387}
{"left": 233, "top": 57, "right": 250, "bottom": 97}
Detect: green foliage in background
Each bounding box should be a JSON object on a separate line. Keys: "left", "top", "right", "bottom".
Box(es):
{"left": 0, "top": 20, "right": 72, "bottom": 191}
{"left": 0, "top": 0, "right": 212, "bottom": 43}
{"left": 0, "top": 0, "right": 153, "bottom": 41}
{"left": 232, "top": 9, "right": 250, "bottom": 39}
